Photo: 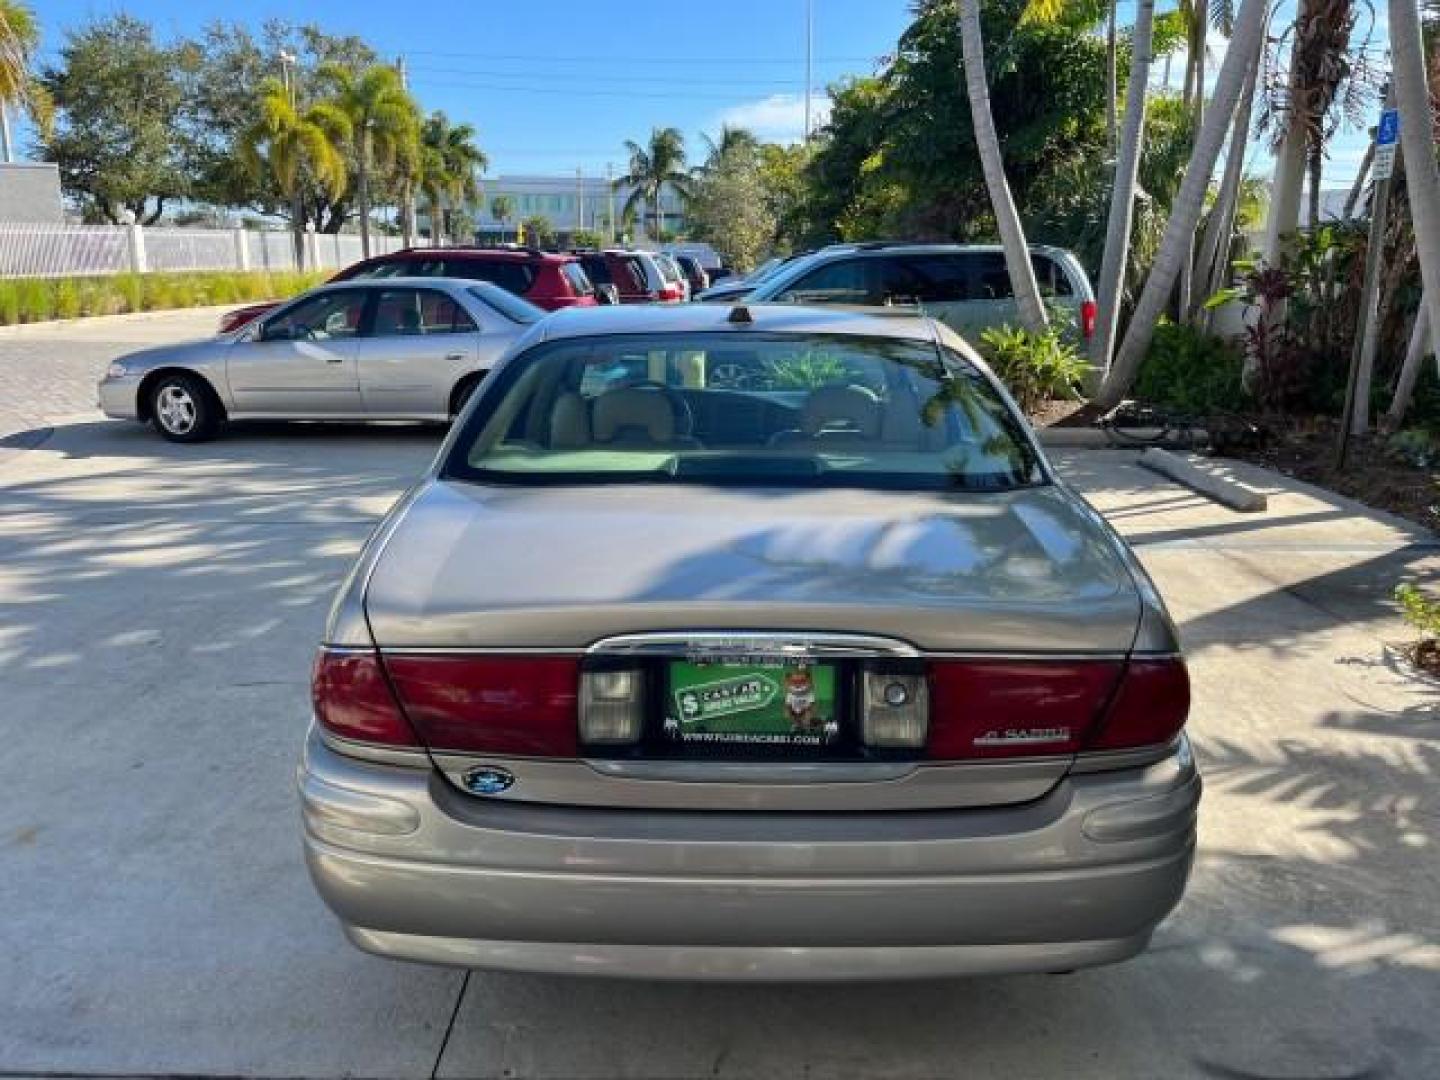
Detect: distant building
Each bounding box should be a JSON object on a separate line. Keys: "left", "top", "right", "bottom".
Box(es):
{"left": 0, "top": 163, "right": 63, "bottom": 222}
{"left": 422, "top": 173, "right": 688, "bottom": 243}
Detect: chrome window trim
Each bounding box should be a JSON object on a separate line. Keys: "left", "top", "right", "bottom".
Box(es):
{"left": 586, "top": 631, "right": 920, "bottom": 659}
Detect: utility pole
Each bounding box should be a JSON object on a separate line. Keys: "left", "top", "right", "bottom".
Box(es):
{"left": 1336, "top": 84, "right": 1399, "bottom": 469}
{"left": 804, "top": 0, "right": 814, "bottom": 143}
{"left": 0, "top": 106, "right": 13, "bottom": 164}
{"left": 607, "top": 162, "right": 616, "bottom": 245}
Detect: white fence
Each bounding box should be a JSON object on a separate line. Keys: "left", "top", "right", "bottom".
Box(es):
{"left": 0, "top": 223, "right": 405, "bottom": 278}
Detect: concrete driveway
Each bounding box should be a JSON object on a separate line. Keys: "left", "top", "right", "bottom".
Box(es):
{"left": 0, "top": 311, "right": 1436, "bottom": 1078}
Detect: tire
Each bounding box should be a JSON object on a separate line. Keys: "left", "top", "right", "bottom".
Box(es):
{"left": 149, "top": 373, "right": 220, "bottom": 443}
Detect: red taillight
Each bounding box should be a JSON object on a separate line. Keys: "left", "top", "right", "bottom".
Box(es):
{"left": 312, "top": 649, "right": 420, "bottom": 748}
{"left": 1081, "top": 299, "right": 1097, "bottom": 339}
{"left": 382, "top": 655, "right": 580, "bottom": 756}
{"left": 927, "top": 661, "right": 1124, "bottom": 759}
{"left": 1088, "top": 658, "right": 1190, "bottom": 751}
{"left": 659, "top": 284, "right": 684, "bottom": 302}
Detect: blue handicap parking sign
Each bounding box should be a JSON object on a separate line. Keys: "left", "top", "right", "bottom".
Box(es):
{"left": 1377, "top": 109, "right": 1400, "bottom": 146}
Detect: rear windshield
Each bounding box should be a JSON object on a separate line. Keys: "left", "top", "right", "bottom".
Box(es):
{"left": 445, "top": 332, "right": 1043, "bottom": 492}
{"left": 468, "top": 286, "right": 543, "bottom": 325}
{"left": 579, "top": 255, "right": 612, "bottom": 284}
{"left": 561, "top": 262, "right": 594, "bottom": 296}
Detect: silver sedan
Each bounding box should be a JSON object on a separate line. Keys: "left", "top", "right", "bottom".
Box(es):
{"left": 98, "top": 278, "right": 543, "bottom": 442}
{"left": 301, "top": 302, "right": 1199, "bottom": 981}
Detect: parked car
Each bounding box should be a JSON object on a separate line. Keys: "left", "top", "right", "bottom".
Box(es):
{"left": 631, "top": 250, "right": 687, "bottom": 302}
{"left": 573, "top": 250, "right": 658, "bottom": 304}
{"left": 742, "top": 243, "right": 1097, "bottom": 341}
{"left": 674, "top": 253, "right": 710, "bottom": 294}
{"left": 102, "top": 280, "right": 542, "bottom": 442}
{"left": 300, "top": 301, "right": 1198, "bottom": 981}
{"left": 694, "top": 252, "right": 807, "bottom": 303}
{"left": 217, "top": 247, "right": 598, "bottom": 334}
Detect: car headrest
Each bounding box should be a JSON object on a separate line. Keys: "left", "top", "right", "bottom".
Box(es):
{"left": 592, "top": 387, "right": 676, "bottom": 443}
{"left": 549, "top": 391, "right": 590, "bottom": 448}
{"left": 801, "top": 384, "right": 882, "bottom": 440}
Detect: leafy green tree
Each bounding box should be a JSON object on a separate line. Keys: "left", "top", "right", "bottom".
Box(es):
{"left": 699, "top": 124, "right": 759, "bottom": 171}
{"left": 520, "top": 214, "right": 554, "bottom": 247}
{"left": 39, "top": 15, "right": 194, "bottom": 223}
{"left": 688, "top": 142, "right": 774, "bottom": 272}
{"left": 571, "top": 228, "right": 603, "bottom": 248}
{"left": 318, "top": 62, "right": 419, "bottom": 255}
{"left": 490, "top": 194, "right": 515, "bottom": 241}
{"left": 0, "top": 0, "right": 51, "bottom": 159}
{"left": 239, "top": 75, "right": 350, "bottom": 268}
{"left": 420, "top": 111, "right": 486, "bottom": 246}
{"left": 616, "top": 127, "right": 692, "bottom": 240}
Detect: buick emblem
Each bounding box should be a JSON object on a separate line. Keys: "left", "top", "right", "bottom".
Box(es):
{"left": 462, "top": 766, "right": 516, "bottom": 796}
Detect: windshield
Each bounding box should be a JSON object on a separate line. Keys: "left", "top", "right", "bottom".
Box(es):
{"left": 469, "top": 285, "right": 543, "bottom": 325}
{"left": 444, "top": 332, "right": 1043, "bottom": 492}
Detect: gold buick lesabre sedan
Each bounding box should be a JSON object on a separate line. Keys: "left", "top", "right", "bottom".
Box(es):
{"left": 300, "top": 302, "right": 1199, "bottom": 981}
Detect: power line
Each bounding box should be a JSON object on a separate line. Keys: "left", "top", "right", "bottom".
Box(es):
{"left": 404, "top": 63, "right": 825, "bottom": 88}
{"left": 400, "top": 48, "right": 875, "bottom": 65}
{"left": 407, "top": 76, "right": 826, "bottom": 102}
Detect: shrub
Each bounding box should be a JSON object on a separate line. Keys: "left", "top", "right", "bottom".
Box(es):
{"left": 0, "top": 271, "right": 328, "bottom": 326}
{"left": 977, "top": 324, "right": 1089, "bottom": 414}
{"left": 1134, "top": 321, "right": 1248, "bottom": 415}
{"left": 1396, "top": 583, "right": 1440, "bottom": 640}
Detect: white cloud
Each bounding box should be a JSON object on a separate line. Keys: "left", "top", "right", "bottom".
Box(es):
{"left": 713, "top": 93, "right": 833, "bottom": 145}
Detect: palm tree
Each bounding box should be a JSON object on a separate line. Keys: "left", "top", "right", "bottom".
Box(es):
{"left": 1095, "top": 0, "right": 1269, "bottom": 411}
{"left": 1390, "top": 0, "right": 1440, "bottom": 400}
{"left": 1194, "top": 50, "right": 1262, "bottom": 326}
{"left": 318, "top": 62, "right": 419, "bottom": 257}
{"left": 0, "top": 0, "right": 51, "bottom": 162}
{"left": 959, "top": 0, "right": 1047, "bottom": 331}
{"left": 1090, "top": 0, "right": 1157, "bottom": 373}
{"left": 700, "top": 124, "right": 759, "bottom": 170}
{"left": 419, "top": 112, "right": 486, "bottom": 246}
{"left": 239, "top": 76, "right": 350, "bottom": 269}
{"left": 616, "top": 127, "right": 692, "bottom": 240}
{"left": 490, "top": 194, "right": 514, "bottom": 242}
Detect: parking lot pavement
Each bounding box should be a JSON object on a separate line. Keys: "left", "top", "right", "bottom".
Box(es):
{"left": 0, "top": 311, "right": 1437, "bottom": 1078}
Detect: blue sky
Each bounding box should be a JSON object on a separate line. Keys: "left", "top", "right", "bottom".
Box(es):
{"left": 28, "top": 0, "right": 1383, "bottom": 191}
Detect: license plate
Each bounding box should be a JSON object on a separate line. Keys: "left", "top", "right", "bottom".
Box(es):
{"left": 665, "top": 659, "right": 839, "bottom": 748}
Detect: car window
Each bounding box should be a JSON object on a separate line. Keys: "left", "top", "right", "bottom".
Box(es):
{"left": 262, "top": 290, "right": 367, "bottom": 342}
{"left": 561, "top": 263, "right": 595, "bottom": 296}
{"left": 1031, "top": 253, "right": 1074, "bottom": 298}
{"left": 468, "top": 286, "right": 543, "bottom": 325}
{"left": 580, "top": 255, "right": 612, "bottom": 285}
{"left": 443, "top": 260, "right": 537, "bottom": 295}
{"left": 446, "top": 332, "right": 1042, "bottom": 493}
{"left": 621, "top": 256, "right": 650, "bottom": 292}
{"left": 371, "top": 288, "right": 477, "bottom": 336}
{"left": 776, "top": 259, "right": 874, "bottom": 304}
{"left": 893, "top": 255, "right": 973, "bottom": 303}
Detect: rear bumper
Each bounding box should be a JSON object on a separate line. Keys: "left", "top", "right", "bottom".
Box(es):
{"left": 300, "top": 731, "right": 1199, "bottom": 980}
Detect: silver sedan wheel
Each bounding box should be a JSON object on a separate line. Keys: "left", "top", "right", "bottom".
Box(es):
{"left": 155, "top": 385, "right": 197, "bottom": 435}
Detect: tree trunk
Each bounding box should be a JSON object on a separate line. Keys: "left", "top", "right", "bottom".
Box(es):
{"left": 1195, "top": 50, "right": 1261, "bottom": 325}
{"left": 1095, "top": 0, "right": 1269, "bottom": 412}
{"left": 1090, "top": 0, "right": 1157, "bottom": 373}
{"left": 1263, "top": 0, "right": 1316, "bottom": 267}
{"left": 358, "top": 135, "right": 373, "bottom": 258}
{"left": 958, "top": 0, "right": 1047, "bottom": 331}
{"left": 1386, "top": 302, "right": 1431, "bottom": 426}
{"left": 1342, "top": 142, "right": 1374, "bottom": 220}
{"left": 1191, "top": 0, "right": 1208, "bottom": 133}
{"left": 400, "top": 182, "right": 415, "bottom": 247}
{"left": 1390, "top": 0, "right": 1440, "bottom": 417}
{"left": 1307, "top": 152, "right": 1324, "bottom": 229}
{"left": 1105, "top": 0, "right": 1118, "bottom": 157}
{"left": 291, "top": 192, "right": 306, "bottom": 270}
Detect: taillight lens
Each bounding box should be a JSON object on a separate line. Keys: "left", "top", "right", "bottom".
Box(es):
{"left": 1088, "top": 658, "right": 1190, "bottom": 751}
{"left": 382, "top": 655, "right": 580, "bottom": 756}
{"left": 579, "top": 667, "right": 646, "bottom": 744}
{"left": 927, "top": 660, "right": 1123, "bottom": 759}
{"left": 311, "top": 649, "right": 420, "bottom": 748}
{"left": 1081, "top": 299, "right": 1097, "bottom": 338}
{"left": 659, "top": 284, "right": 683, "bottom": 302}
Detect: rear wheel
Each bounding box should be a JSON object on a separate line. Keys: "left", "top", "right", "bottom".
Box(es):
{"left": 450, "top": 373, "right": 483, "bottom": 420}
{"left": 150, "top": 373, "right": 220, "bottom": 443}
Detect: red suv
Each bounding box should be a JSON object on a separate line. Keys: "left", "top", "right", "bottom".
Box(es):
{"left": 218, "top": 247, "right": 598, "bottom": 333}
{"left": 572, "top": 250, "right": 662, "bottom": 305}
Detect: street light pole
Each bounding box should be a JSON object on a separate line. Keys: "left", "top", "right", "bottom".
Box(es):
{"left": 804, "top": 0, "right": 814, "bottom": 141}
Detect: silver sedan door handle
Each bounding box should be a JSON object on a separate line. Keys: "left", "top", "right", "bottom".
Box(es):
{"left": 445, "top": 352, "right": 465, "bottom": 361}
{"left": 325, "top": 355, "right": 344, "bottom": 364}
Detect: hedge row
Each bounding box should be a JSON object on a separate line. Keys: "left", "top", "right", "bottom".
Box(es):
{"left": 0, "top": 271, "right": 328, "bottom": 326}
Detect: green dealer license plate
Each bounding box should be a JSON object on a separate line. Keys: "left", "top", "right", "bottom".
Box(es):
{"left": 665, "top": 659, "right": 839, "bottom": 748}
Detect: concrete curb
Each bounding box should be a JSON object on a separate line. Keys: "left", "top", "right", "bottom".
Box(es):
{"left": 0, "top": 305, "right": 235, "bottom": 337}
{"left": 1037, "top": 427, "right": 1207, "bottom": 448}
{"left": 1138, "top": 447, "right": 1268, "bottom": 512}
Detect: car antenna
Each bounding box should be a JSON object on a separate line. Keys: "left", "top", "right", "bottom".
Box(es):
{"left": 727, "top": 304, "right": 753, "bottom": 324}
